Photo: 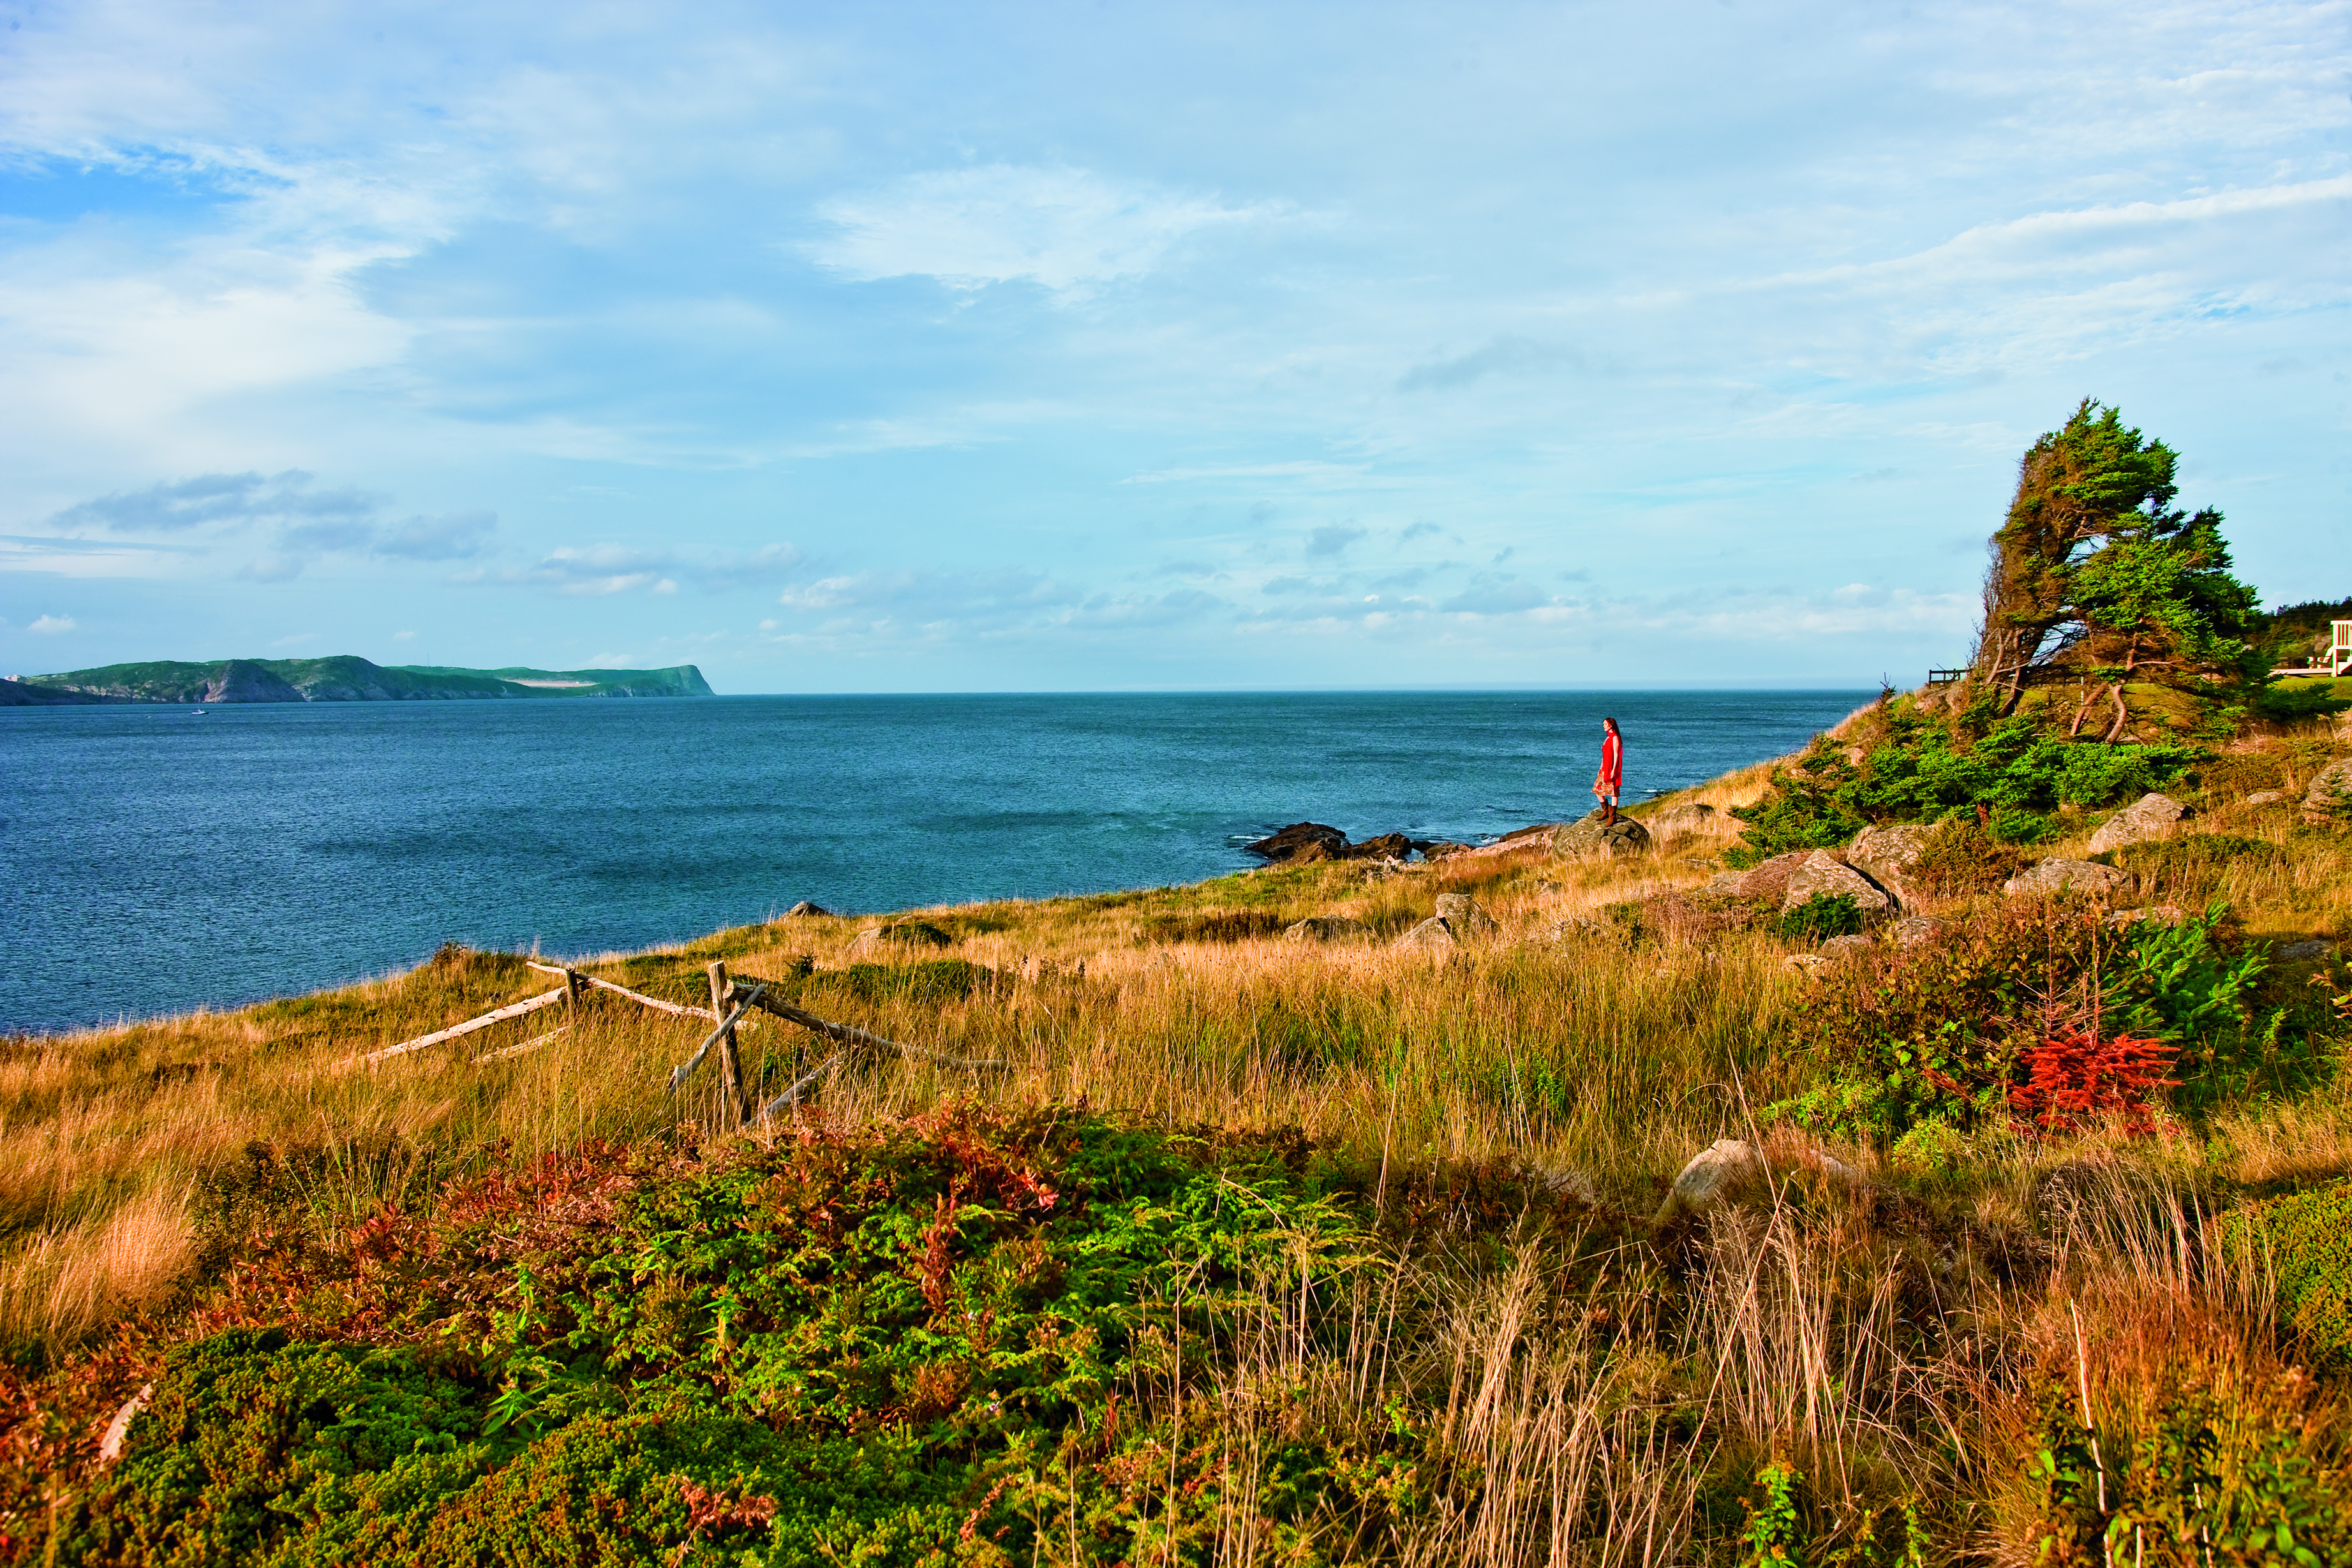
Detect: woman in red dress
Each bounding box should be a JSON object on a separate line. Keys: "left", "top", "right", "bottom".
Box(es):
{"left": 1592, "top": 717, "right": 1623, "bottom": 825}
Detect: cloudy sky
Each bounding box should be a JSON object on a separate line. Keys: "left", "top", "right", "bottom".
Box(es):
{"left": 1, "top": 1, "right": 2344, "bottom": 690}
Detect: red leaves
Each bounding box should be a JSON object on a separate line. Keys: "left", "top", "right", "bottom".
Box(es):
{"left": 2009, "top": 1024, "right": 2179, "bottom": 1136}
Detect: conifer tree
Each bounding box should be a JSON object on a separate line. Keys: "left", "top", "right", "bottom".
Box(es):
{"left": 1969, "top": 400, "right": 2257, "bottom": 737}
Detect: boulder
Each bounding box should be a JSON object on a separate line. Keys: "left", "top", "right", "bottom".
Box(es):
{"left": 1653, "top": 1139, "right": 1768, "bottom": 1226}
{"left": 1846, "top": 823, "right": 1938, "bottom": 894}
{"left": 2002, "top": 859, "right": 2129, "bottom": 899}
{"left": 1417, "top": 840, "right": 1473, "bottom": 860}
{"left": 1819, "top": 933, "right": 1874, "bottom": 959}
{"left": 1780, "top": 850, "right": 1895, "bottom": 916}
{"left": 1731, "top": 850, "right": 1814, "bottom": 904}
{"left": 2105, "top": 904, "right": 2187, "bottom": 929}
{"left": 1348, "top": 831, "right": 1416, "bottom": 861}
{"left": 2245, "top": 790, "right": 2287, "bottom": 806}
{"left": 1647, "top": 802, "right": 1717, "bottom": 840}
{"left": 2087, "top": 792, "right": 2188, "bottom": 854}
{"left": 2281, "top": 939, "right": 2335, "bottom": 962}
{"left": 1889, "top": 915, "right": 1949, "bottom": 947}
{"left": 1433, "top": 892, "right": 1499, "bottom": 937}
{"left": 1702, "top": 870, "right": 1745, "bottom": 897}
{"left": 2304, "top": 758, "right": 2352, "bottom": 822}
{"left": 1783, "top": 952, "right": 1827, "bottom": 974}
{"left": 851, "top": 920, "right": 953, "bottom": 950}
{"left": 1549, "top": 817, "right": 1652, "bottom": 859}
{"left": 1245, "top": 822, "right": 1348, "bottom": 862}
{"left": 782, "top": 899, "right": 830, "bottom": 918}
{"left": 1281, "top": 916, "right": 1371, "bottom": 943}
{"left": 1395, "top": 915, "right": 1457, "bottom": 950}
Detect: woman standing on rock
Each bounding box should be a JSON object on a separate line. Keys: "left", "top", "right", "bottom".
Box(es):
{"left": 1593, "top": 717, "right": 1623, "bottom": 825}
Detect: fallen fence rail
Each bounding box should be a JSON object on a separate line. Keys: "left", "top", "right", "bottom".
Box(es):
{"left": 525, "top": 961, "right": 718, "bottom": 1021}
{"left": 357, "top": 987, "right": 570, "bottom": 1064}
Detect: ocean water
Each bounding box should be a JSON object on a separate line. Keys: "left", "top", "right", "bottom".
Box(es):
{"left": 1, "top": 690, "right": 1868, "bottom": 1032}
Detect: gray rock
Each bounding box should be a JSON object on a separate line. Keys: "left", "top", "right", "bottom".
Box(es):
{"left": 1647, "top": 802, "right": 1717, "bottom": 840}
{"left": 2105, "top": 904, "right": 2187, "bottom": 929}
{"left": 2280, "top": 939, "right": 2334, "bottom": 962}
{"left": 851, "top": 920, "right": 953, "bottom": 950}
{"left": 2003, "top": 859, "right": 2129, "bottom": 899}
{"left": 2304, "top": 758, "right": 2352, "bottom": 821}
{"left": 1282, "top": 915, "right": 1371, "bottom": 943}
{"left": 1783, "top": 952, "right": 1827, "bottom": 974}
{"left": 1781, "top": 850, "right": 1896, "bottom": 915}
{"left": 2245, "top": 790, "right": 2287, "bottom": 806}
{"left": 782, "top": 899, "right": 830, "bottom": 918}
{"left": 1549, "top": 817, "right": 1652, "bottom": 859}
{"left": 1889, "top": 915, "right": 1949, "bottom": 947}
{"left": 1846, "top": 823, "right": 1938, "bottom": 894}
{"left": 2087, "top": 792, "right": 2188, "bottom": 854}
{"left": 1702, "top": 870, "right": 1745, "bottom": 897}
{"left": 1819, "top": 933, "right": 1874, "bottom": 959}
{"left": 1653, "top": 1139, "right": 1768, "bottom": 1226}
{"left": 1395, "top": 915, "right": 1457, "bottom": 949}
{"left": 1433, "top": 892, "right": 1499, "bottom": 936}
{"left": 1731, "top": 850, "right": 1815, "bottom": 904}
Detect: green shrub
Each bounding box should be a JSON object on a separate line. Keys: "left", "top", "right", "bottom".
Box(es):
{"left": 42, "top": 1113, "right": 1403, "bottom": 1566}
{"left": 2224, "top": 1181, "right": 2352, "bottom": 1365}
{"left": 1728, "top": 704, "right": 2198, "bottom": 863}
{"left": 1778, "top": 894, "right": 1864, "bottom": 942}
{"left": 2026, "top": 1374, "right": 2352, "bottom": 1566}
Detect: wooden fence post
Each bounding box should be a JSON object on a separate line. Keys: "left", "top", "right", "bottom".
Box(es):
{"left": 706, "top": 960, "right": 749, "bottom": 1130}
{"left": 563, "top": 966, "right": 584, "bottom": 1020}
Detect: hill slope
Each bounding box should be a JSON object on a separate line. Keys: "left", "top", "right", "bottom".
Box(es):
{"left": 5, "top": 655, "right": 714, "bottom": 704}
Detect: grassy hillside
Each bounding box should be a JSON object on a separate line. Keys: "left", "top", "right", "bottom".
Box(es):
{"left": 2, "top": 717, "right": 2348, "bottom": 1564}
{"left": 20, "top": 656, "right": 713, "bottom": 703}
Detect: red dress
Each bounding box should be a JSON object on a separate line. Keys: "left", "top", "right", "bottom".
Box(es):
{"left": 1595, "top": 730, "right": 1623, "bottom": 796}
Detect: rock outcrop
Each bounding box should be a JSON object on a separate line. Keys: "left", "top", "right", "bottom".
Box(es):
{"left": 2087, "top": 792, "right": 2187, "bottom": 854}
{"left": 1433, "top": 892, "right": 1498, "bottom": 937}
{"left": 1845, "top": 823, "right": 1937, "bottom": 898}
{"left": 1653, "top": 1139, "right": 1768, "bottom": 1225}
{"left": 2245, "top": 790, "right": 2287, "bottom": 806}
{"left": 2003, "top": 859, "right": 2129, "bottom": 899}
{"left": 1549, "top": 817, "right": 1651, "bottom": 859}
{"left": 1395, "top": 916, "right": 1457, "bottom": 949}
{"left": 1245, "top": 822, "right": 1348, "bottom": 862}
{"left": 1729, "top": 850, "right": 1813, "bottom": 904}
{"left": 1889, "top": 915, "right": 1949, "bottom": 947}
{"left": 1781, "top": 850, "right": 1895, "bottom": 915}
{"left": 851, "top": 921, "right": 954, "bottom": 951}
{"left": 782, "top": 900, "right": 830, "bottom": 918}
{"left": 1646, "top": 802, "right": 1717, "bottom": 841}
{"left": 1282, "top": 916, "right": 1371, "bottom": 942}
{"left": 2304, "top": 758, "right": 2352, "bottom": 822}
{"left": 1245, "top": 823, "right": 1431, "bottom": 864}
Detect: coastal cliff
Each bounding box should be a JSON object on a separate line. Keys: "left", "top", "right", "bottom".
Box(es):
{"left": 3, "top": 655, "right": 715, "bottom": 704}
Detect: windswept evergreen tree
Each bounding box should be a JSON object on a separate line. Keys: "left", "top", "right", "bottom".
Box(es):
{"left": 1970, "top": 399, "right": 2258, "bottom": 736}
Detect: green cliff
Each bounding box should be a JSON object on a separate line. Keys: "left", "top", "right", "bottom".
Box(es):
{"left": 2, "top": 655, "right": 715, "bottom": 704}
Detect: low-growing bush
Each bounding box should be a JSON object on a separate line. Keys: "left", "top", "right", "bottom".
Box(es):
{"left": 2223, "top": 1180, "right": 2352, "bottom": 1365}
{"left": 1777, "top": 893, "right": 1864, "bottom": 943}
{"left": 1728, "top": 701, "right": 2199, "bottom": 863}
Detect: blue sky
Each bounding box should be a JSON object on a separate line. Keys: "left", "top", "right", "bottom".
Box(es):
{"left": 1, "top": 0, "right": 2345, "bottom": 691}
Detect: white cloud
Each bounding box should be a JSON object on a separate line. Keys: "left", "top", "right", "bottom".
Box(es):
{"left": 28, "top": 614, "right": 77, "bottom": 633}
{"left": 810, "top": 165, "right": 1288, "bottom": 293}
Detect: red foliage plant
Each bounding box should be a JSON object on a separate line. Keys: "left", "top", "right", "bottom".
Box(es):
{"left": 2008, "top": 1024, "right": 2180, "bottom": 1136}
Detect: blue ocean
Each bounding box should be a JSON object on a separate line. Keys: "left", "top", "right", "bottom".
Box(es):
{"left": 1, "top": 690, "right": 1868, "bottom": 1032}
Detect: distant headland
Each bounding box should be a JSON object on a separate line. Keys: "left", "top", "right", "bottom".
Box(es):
{"left": 0, "top": 655, "right": 715, "bottom": 705}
